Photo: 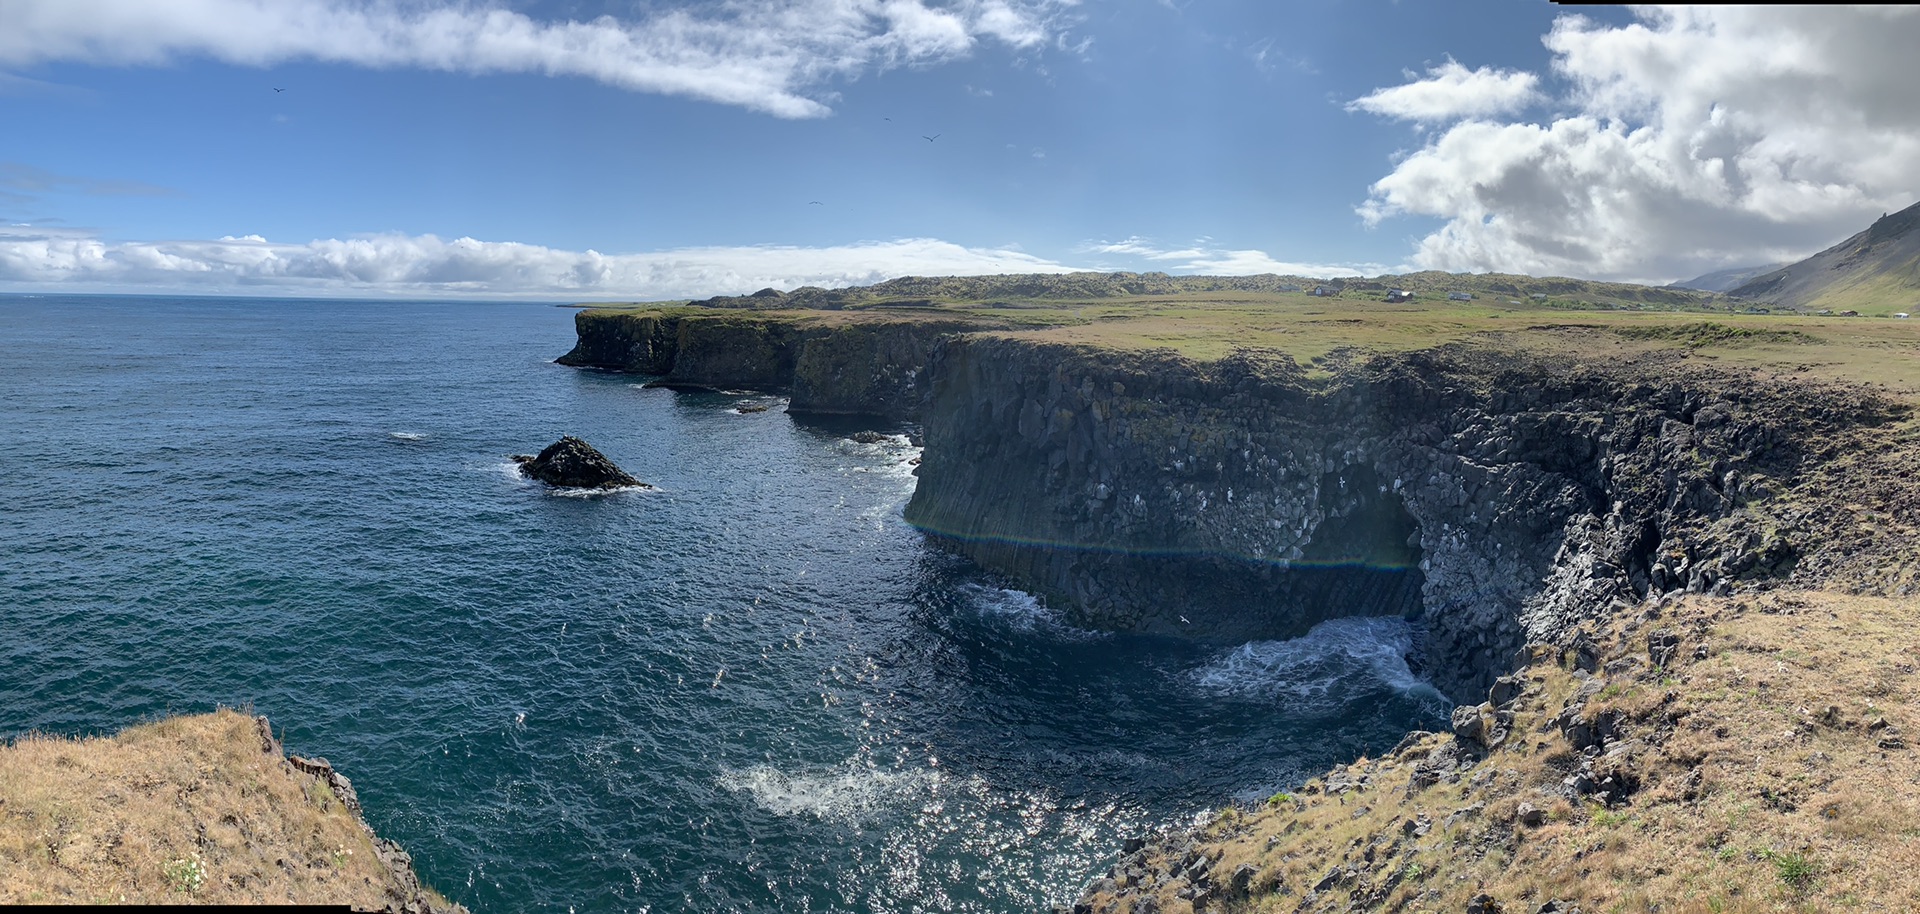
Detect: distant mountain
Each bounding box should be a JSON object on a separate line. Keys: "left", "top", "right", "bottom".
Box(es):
{"left": 676, "top": 269, "right": 1722, "bottom": 312}
{"left": 1667, "top": 263, "right": 1785, "bottom": 293}
{"left": 1728, "top": 200, "right": 1920, "bottom": 312}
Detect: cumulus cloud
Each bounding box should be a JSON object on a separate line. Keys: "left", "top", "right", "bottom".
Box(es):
{"left": 1087, "top": 236, "right": 1386, "bottom": 278}
{"left": 0, "top": 226, "right": 1087, "bottom": 298}
{"left": 1347, "top": 59, "right": 1539, "bottom": 123}
{"left": 0, "top": 0, "right": 1074, "bottom": 118}
{"left": 1354, "top": 7, "right": 1920, "bottom": 282}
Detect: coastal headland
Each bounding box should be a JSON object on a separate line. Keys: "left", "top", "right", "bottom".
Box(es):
{"left": 559, "top": 271, "right": 1920, "bottom": 911}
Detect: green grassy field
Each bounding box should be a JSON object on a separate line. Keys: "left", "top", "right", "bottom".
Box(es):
{"left": 579, "top": 281, "right": 1920, "bottom": 397}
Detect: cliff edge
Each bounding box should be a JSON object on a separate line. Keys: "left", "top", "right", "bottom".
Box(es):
{"left": 0, "top": 708, "right": 465, "bottom": 911}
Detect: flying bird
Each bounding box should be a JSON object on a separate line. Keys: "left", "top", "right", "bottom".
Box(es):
{"left": 273, "top": 87, "right": 285, "bottom": 93}
{"left": 809, "top": 201, "right": 824, "bottom": 205}
{"left": 923, "top": 134, "right": 939, "bottom": 142}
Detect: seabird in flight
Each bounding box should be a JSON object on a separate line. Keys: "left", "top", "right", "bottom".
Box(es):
{"left": 923, "top": 134, "right": 939, "bottom": 142}
{"left": 809, "top": 201, "right": 824, "bottom": 205}
{"left": 273, "top": 87, "right": 285, "bottom": 93}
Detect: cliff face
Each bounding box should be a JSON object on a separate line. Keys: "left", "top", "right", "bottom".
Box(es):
{"left": 557, "top": 310, "right": 967, "bottom": 419}
{"left": 562, "top": 312, "right": 1908, "bottom": 700}
{"left": 903, "top": 336, "right": 1906, "bottom": 699}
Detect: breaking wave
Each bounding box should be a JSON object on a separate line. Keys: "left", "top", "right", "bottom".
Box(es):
{"left": 1186, "top": 616, "right": 1448, "bottom": 716}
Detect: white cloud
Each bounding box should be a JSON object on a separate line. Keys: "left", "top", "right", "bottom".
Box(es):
{"left": 1087, "top": 236, "right": 1386, "bottom": 278}
{"left": 1347, "top": 59, "right": 1540, "bottom": 123}
{"left": 1354, "top": 8, "right": 1920, "bottom": 282}
{"left": 0, "top": 0, "right": 1075, "bottom": 118}
{"left": 0, "top": 226, "right": 1086, "bottom": 298}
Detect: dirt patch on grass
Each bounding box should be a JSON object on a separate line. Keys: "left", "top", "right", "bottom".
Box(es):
{"left": 0, "top": 708, "right": 463, "bottom": 911}
{"left": 1078, "top": 589, "right": 1920, "bottom": 913}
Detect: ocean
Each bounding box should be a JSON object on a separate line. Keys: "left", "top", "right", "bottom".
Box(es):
{"left": 0, "top": 294, "right": 1449, "bottom": 912}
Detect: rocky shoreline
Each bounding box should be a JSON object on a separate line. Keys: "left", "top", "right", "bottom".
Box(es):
{"left": 559, "top": 302, "right": 1920, "bottom": 911}
{"left": 1068, "top": 588, "right": 1920, "bottom": 913}
{"left": 559, "top": 308, "right": 1916, "bottom": 700}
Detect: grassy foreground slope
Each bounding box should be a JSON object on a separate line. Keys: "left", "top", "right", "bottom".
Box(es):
{"left": 0, "top": 709, "right": 463, "bottom": 911}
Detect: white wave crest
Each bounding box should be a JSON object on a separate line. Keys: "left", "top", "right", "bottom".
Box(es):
{"left": 957, "top": 583, "right": 1105, "bottom": 640}
{"left": 490, "top": 461, "right": 533, "bottom": 482}
{"left": 717, "top": 762, "right": 941, "bottom": 822}
{"left": 1187, "top": 617, "right": 1444, "bottom": 714}
{"left": 545, "top": 484, "right": 656, "bottom": 499}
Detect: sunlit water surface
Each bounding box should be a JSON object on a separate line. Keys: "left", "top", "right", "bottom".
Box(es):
{"left": 0, "top": 295, "right": 1449, "bottom": 912}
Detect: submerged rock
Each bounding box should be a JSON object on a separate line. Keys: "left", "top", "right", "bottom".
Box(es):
{"left": 512, "top": 436, "right": 648, "bottom": 489}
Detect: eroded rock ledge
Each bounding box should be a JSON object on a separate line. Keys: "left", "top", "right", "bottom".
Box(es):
{"left": 563, "top": 309, "right": 1914, "bottom": 703}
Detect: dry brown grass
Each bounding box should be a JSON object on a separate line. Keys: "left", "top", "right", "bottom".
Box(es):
{"left": 1080, "top": 589, "right": 1920, "bottom": 913}
{"left": 0, "top": 708, "right": 461, "bottom": 909}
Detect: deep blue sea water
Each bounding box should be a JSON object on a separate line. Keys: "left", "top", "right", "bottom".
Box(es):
{"left": 0, "top": 295, "right": 1449, "bottom": 913}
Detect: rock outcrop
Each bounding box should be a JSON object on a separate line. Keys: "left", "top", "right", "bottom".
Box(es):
{"left": 513, "top": 436, "right": 648, "bottom": 489}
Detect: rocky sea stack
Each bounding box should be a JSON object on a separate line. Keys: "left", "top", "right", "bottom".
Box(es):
{"left": 512, "top": 436, "right": 648, "bottom": 489}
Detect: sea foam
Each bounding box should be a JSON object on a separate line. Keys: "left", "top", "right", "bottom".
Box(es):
{"left": 717, "top": 762, "right": 943, "bottom": 823}
{"left": 1187, "top": 616, "right": 1447, "bottom": 715}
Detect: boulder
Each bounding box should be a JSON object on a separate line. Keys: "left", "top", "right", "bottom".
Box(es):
{"left": 512, "top": 436, "right": 648, "bottom": 489}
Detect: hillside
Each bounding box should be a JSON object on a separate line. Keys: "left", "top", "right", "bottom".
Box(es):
{"left": 1730, "top": 200, "right": 1920, "bottom": 314}
{"left": 1668, "top": 264, "right": 1786, "bottom": 293}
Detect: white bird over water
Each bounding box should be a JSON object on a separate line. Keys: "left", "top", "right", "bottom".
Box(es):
{"left": 1179, "top": 615, "right": 1191, "bottom": 625}
{"left": 514, "top": 711, "right": 526, "bottom": 725}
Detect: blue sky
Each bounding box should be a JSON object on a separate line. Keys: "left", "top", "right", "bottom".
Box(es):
{"left": 2, "top": 2, "right": 1916, "bottom": 298}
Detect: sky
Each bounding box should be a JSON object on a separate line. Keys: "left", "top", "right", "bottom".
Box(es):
{"left": 2, "top": 1, "right": 1918, "bottom": 300}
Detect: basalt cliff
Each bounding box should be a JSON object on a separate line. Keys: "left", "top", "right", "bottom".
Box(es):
{"left": 560, "top": 284, "right": 1920, "bottom": 912}
{"left": 558, "top": 303, "right": 1918, "bottom": 703}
